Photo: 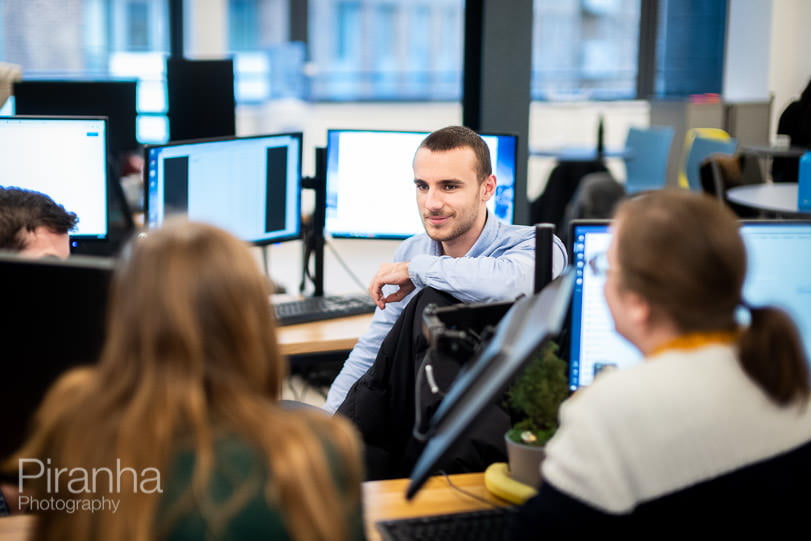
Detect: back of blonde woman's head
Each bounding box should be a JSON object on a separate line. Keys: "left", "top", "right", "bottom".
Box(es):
{"left": 19, "top": 220, "right": 363, "bottom": 541}
{"left": 103, "top": 219, "right": 283, "bottom": 403}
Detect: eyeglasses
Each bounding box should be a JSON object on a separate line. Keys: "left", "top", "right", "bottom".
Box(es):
{"left": 588, "top": 251, "right": 610, "bottom": 276}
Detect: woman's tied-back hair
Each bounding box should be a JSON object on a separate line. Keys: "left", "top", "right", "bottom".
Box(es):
{"left": 419, "top": 125, "right": 492, "bottom": 181}
{"left": 613, "top": 190, "right": 809, "bottom": 406}
{"left": 11, "top": 219, "right": 363, "bottom": 541}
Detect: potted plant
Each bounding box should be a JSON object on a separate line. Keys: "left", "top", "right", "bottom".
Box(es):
{"left": 503, "top": 340, "right": 569, "bottom": 488}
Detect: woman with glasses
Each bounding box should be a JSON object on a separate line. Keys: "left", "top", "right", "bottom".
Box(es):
{"left": 8, "top": 220, "right": 365, "bottom": 541}
{"left": 515, "top": 189, "right": 811, "bottom": 534}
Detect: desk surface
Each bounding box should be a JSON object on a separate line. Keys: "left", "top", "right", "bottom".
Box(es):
{"left": 276, "top": 313, "right": 373, "bottom": 356}
{"left": 363, "top": 472, "right": 509, "bottom": 541}
{"left": 0, "top": 473, "right": 505, "bottom": 541}
{"left": 726, "top": 183, "right": 811, "bottom": 216}
{"left": 0, "top": 515, "right": 30, "bottom": 541}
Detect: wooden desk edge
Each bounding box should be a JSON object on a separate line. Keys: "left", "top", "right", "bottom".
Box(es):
{"left": 0, "top": 515, "right": 34, "bottom": 539}
{"left": 0, "top": 473, "right": 507, "bottom": 541}
{"left": 362, "top": 472, "right": 511, "bottom": 541}
{"left": 277, "top": 313, "right": 374, "bottom": 356}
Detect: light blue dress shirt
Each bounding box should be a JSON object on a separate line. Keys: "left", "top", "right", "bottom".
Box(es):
{"left": 323, "top": 214, "right": 568, "bottom": 413}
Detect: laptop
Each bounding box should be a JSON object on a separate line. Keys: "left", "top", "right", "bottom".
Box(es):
{"left": 567, "top": 219, "right": 811, "bottom": 391}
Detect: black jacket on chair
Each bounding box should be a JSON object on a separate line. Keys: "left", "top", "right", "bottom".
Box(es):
{"left": 336, "top": 287, "right": 511, "bottom": 481}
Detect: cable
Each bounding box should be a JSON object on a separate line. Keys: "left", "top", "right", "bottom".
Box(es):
{"left": 439, "top": 470, "right": 502, "bottom": 509}
{"left": 324, "top": 236, "right": 367, "bottom": 292}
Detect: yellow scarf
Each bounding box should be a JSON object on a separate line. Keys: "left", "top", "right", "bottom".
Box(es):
{"left": 649, "top": 330, "right": 738, "bottom": 357}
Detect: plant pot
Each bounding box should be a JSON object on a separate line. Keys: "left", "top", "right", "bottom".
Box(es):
{"left": 504, "top": 433, "right": 545, "bottom": 488}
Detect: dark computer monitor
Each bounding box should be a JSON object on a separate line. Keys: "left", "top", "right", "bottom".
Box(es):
{"left": 13, "top": 80, "right": 138, "bottom": 161}
{"left": 0, "top": 116, "right": 109, "bottom": 241}
{"left": 0, "top": 253, "right": 114, "bottom": 462}
{"left": 166, "top": 58, "right": 236, "bottom": 142}
{"left": 406, "top": 271, "right": 575, "bottom": 499}
{"left": 144, "top": 133, "right": 303, "bottom": 245}
{"left": 324, "top": 129, "right": 518, "bottom": 239}
{"left": 567, "top": 219, "right": 811, "bottom": 391}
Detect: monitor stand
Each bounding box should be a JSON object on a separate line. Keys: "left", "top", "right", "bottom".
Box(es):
{"left": 299, "top": 146, "right": 326, "bottom": 297}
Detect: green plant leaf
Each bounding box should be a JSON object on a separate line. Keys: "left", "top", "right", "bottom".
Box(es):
{"left": 506, "top": 341, "right": 568, "bottom": 437}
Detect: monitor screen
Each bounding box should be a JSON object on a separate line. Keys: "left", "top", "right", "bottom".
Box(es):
{"left": 0, "top": 252, "right": 114, "bottom": 462}
{"left": 0, "top": 116, "right": 109, "bottom": 239}
{"left": 325, "top": 129, "right": 517, "bottom": 239}
{"left": 406, "top": 271, "right": 574, "bottom": 499}
{"left": 568, "top": 220, "right": 811, "bottom": 391}
{"left": 13, "top": 80, "right": 138, "bottom": 158}
{"left": 144, "top": 133, "right": 302, "bottom": 245}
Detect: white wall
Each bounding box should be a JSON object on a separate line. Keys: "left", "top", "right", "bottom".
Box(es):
{"left": 767, "top": 0, "right": 811, "bottom": 141}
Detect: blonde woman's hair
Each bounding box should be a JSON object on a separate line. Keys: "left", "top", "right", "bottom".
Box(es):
{"left": 9, "top": 219, "right": 363, "bottom": 541}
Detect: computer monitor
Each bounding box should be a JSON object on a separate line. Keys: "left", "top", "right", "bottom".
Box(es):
{"left": 166, "top": 58, "right": 236, "bottom": 142}
{"left": 406, "top": 271, "right": 574, "bottom": 499}
{"left": 0, "top": 115, "right": 109, "bottom": 240}
{"left": 0, "top": 253, "right": 114, "bottom": 462}
{"left": 568, "top": 220, "right": 811, "bottom": 391}
{"left": 325, "top": 129, "right": 517, "bottom": 239}
{"left": 13, "top": 80, "right": 138, "bottom": 161}
{"left": 144, "top": 133, "right": 302, "bottom": 245}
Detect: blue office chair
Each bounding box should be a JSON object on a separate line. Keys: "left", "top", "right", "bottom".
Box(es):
{"left": 623, "top": 126, "right": 675, "bottom": 194}
{"left": 685, "top": 135, "right": 738, "bottom": 192}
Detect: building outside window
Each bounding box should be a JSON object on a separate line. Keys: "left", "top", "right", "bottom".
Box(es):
{"left": 532, "top": 0, "right": 640, "bottom": 100}
{"left": 0, "top": 0, "right": 169, "bottom": 143}
{"left": 0, "top": 0, "right": 725, "bottom": 122}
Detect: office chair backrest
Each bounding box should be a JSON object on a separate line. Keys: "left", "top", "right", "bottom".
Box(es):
{"left": 685, "top": 135, "right": 738, "bottom": 191}
{"left": 623, "top": 126, "right": 675, "bottom": 194}
{"left": 678, "top": 127, "right": 732, "bottom": 189}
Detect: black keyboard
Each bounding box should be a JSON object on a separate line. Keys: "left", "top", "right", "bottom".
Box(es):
{"left": 377, "top": 507, "right": 517, "bottom": 541}
{"left": 273, "top": 294, "right": 377, "bottom": 326}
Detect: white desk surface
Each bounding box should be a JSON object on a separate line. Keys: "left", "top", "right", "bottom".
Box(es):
{"left": 726, "top": 183, "right": 811, "bottom": 216}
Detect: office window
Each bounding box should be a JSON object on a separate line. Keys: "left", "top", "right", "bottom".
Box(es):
{"left": 229, "top": 0, "right": 260, "bottom": 51}
{"left": 655, "top": 0, "right": 726, "bottom": 97}
{"left": 336, "top": 2, "right": 362, "bottom": 62}
{"left": 224, "top": 0, "right": 290, "bottom": 103}
{"left": 0, "top": 0, "right": 170, "bottom": 144}
{"left": 532, "top": 0, "right": 641, "bottom": 100}
{"left": 125, "top": 1, "right": 151, "bottom": 51}
{"left": 309, "top": 0, "right": 463, "bottom": 101}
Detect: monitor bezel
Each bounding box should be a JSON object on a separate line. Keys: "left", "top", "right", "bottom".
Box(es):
{"left": 324, "top": 128, "right": 519, "bottom": 240}
{"left": 142, "top": 132, "right": 304, "bottom": 246}
{"left": 0, "top": 114, "right": 111, "bottom": 242}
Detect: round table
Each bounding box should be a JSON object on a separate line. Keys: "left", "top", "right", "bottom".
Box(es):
{"left": 726, "top": 183, "right": 811, "bottom": 217}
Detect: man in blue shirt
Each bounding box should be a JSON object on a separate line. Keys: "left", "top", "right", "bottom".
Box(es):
{"left": 324, "top": 126, "right": 567, "bottom": 414}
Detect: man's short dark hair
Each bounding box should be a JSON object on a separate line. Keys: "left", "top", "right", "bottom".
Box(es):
{"left": 0, "top": 187, "right": 79, "bottom": 251}
{"left": 418, "top": 126, "right": 493, "bottom": 181}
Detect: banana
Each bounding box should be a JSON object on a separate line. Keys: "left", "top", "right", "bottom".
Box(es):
{"left": 483, "top": 462, "right": 538, "bottom": 505}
